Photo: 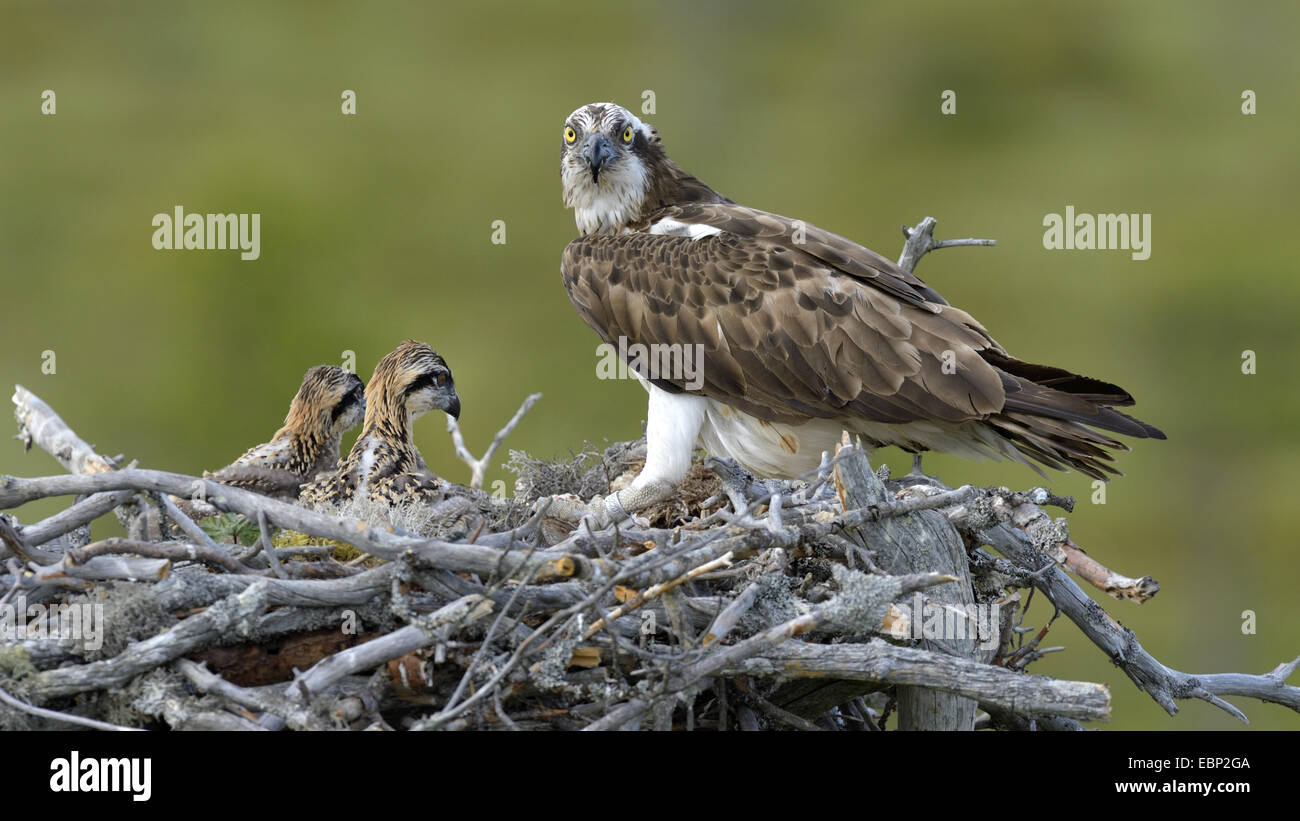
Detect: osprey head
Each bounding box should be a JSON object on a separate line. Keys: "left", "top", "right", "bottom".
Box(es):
{"left": 285, "top": 365, "right": 366, "bottom": 441}
{"left": 368, "top": 340, "right": 460, "bottom": 427}
{"left": 560, "top": 102, "right": 659, "bottom": 234}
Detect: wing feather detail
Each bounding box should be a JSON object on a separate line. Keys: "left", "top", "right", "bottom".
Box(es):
{"left": 562, "top": 201, "right": 1165, "bottom": 481}
{"left": 562, "top": 219, "right": 1006, "bottom": 428}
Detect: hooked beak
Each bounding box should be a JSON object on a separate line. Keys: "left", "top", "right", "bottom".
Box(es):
{"left": 444, "top": 392, "right": 461, "bottom": 420}
{"left": 582, "top": 134, "right": 614, "bottom": 182}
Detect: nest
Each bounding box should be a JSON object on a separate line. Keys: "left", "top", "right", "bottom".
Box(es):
{"left": 4, "top": 385, "right": 1293, "bottom": 732}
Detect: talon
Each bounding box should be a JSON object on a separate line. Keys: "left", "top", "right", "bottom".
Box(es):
{"left": 541, "top": 492, "right": 621, "bottom": 529}
{"left": 537, "top": 493, "right": 595, "bottom": 524}
{"left": 707, "top": 456, "right": 753, "bottom": 515}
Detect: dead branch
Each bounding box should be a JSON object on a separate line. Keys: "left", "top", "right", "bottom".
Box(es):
{"left": 66, "top": 538, "right": 252, "bottom": 575}
{"left": 446, "top": 392, "right": 542, "bottom": 489}
{"left": 13, "top": 385, "right": 119, "bottom": 475}
{"left": 20, "top": 582, "right": 270, "bottom": 701}
{"left": 287, "top": 594, "right": 493, "bottom": 701}
{"left": 723, "top": 640, "right": 1109, "bottom": 722}
{"left": 975, "top": 522, "right": 1300, "bottom": 720}
{"left": 20, "top": 490, "right": 135, "bottom": 548}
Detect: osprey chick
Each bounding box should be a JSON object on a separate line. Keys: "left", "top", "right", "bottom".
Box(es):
{"left": 206, "top": 365, "right": 365, "bottom": 500}
{"left": 299, "top": 340, "right": 459, "bottom": 508}
{"left": 557, "top": 101, "right": 1164, "bottom": 525}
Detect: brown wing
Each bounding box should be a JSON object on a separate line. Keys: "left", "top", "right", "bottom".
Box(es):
{"left": 207, "top": 463, "right": 306, "bottom": 500}
{"left": 651, "top": 204, "right": 1152, "bottom": 438}
{"left": 562, "top": 225, "right": 1007, "bottom": 428}
{"left": 631, "top": 203, "right": 953, "bottom": 309}
{"left": 564, "top": 203, "right": 1165, "bottom": 473}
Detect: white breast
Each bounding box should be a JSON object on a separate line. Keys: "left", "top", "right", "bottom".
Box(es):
{"left": 698, "top": 402, "right": 843, "bottom": 478}
{"left": 354, "top": 438, "right": 379, "bottom": 492}
{"left": 565, "top": 162, "right": 651, "bottom": 236}
{"left": 632, "top": 376, "right": 834, "bottom": 480}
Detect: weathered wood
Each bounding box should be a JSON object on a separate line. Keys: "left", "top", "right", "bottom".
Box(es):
{"left": 830, "top": 442, "right": 981, "bottom": 730}
{"left": 7, "top": 379, "right": 1298, "bottom": 732}
{"left": 18, "top": 490, "right": 135, "bottom": 548}
{"left": 21, "top": 582, "right": 270, "bottom": 701}
{"left": 725, "top": 639, "right": 1109, "bottom": 722}
{"left": 977, "top": 522, "right": 1300, "bottom": 720}
{"left": 287, "top": 594, "right": 492, "bottom": 701}
{"left": 13, "top": 385, "right": 118, "bottom": 476}
{"left": 582, "top": 568, "right": 948, "bottom": 730}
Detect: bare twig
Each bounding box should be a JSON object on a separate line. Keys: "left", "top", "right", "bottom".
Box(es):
{"left": 19, "top": 490, "right": 135, "bottom": 549}
{"left": 13, "top": 385, "right": 119, "bottom": 475}
{"left": 64, "top": 537, "right": 245, "bottom": 574}
{"left": 286, "top": 594, "right": 493, "bottom": 701}
{"left": 0, "top": 682, "right": 141, "bottom": 731}
{"left": 22, "top": 582, "right": 270, "bottom": 701}
{"left": 583, "top": 551, "right": 734, "bottom": 639}
{"left": 737, "top": 687, "right": 825, "bottom": 731}
{"left": 256, "top": 510, "right": 288, "bottom": 580}
{"left": 154, "top": 491, "right": 221, "bottom": 552}
{"left": 702, "top": 582, "right": 760, "bottom": 647}
{"left": 446, "top": 392, "right": 542, "bottom": 489}
{"left": 173, "top": 659, "right": 327, "bottom": 730}
{"left": 976, "top": 523, "right": 1300, "bottom": 721}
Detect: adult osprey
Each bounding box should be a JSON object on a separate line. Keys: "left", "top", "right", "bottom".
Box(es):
{"left": 558, "top": 101, "right": 1163, "bottom": 524}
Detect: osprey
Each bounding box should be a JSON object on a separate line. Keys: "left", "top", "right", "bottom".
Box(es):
{"left": 300, "top": 340, "right": 460, "bottom": 509}
{"left": 558, "top": 101, "right": 1164, "bottom": 524}
{"left": 206, "top": 365, "right": 365, "bottom": 500}
{"left": 167, "top": 365, "right": 365, "bottom": 527}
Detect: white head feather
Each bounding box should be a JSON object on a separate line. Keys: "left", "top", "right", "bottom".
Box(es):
{"left": 560, "top": 102, "right": 656, "bottom": 235}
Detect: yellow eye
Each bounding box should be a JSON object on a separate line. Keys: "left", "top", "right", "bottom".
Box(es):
{"left": 564, "top": 126, "right": 576, "bottom": 143}
{"left": 622, "top": 125, "right": 634, "bottom": 143}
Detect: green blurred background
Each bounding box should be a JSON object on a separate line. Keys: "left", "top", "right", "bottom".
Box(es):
{"left": 2, "top": 1, "right": 1297, "bottom": 729}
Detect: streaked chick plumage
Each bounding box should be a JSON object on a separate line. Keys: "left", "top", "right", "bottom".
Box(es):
{"left": 206, "top": 365, "right": 365, "bottom": 500}
{"left": 299, "top": 340, "right": 459, "bottom": 508}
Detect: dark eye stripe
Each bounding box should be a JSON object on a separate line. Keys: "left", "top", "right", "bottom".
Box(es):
{"left": 331, "top": 390, "right": 361, "bottom": 422}
{"left": 407, "top": 372, "right": 449, "bottom": 394}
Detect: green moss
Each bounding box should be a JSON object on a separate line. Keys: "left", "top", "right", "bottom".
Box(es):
{"left": 0, "top": 646, "right": 37, "bottom": 680}
{"left": 272, "top": 529, "right": 366, "bottom": 562}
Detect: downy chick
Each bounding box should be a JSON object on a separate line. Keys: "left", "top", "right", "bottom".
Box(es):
{"left": 206, "top": 365, "right": 366, "bottom": 500}
{"left": 299, "top": 340, "right": 459, "bottom": 508}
